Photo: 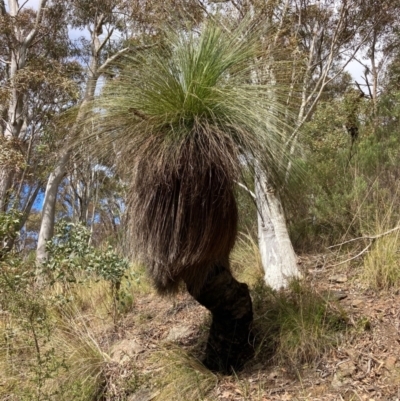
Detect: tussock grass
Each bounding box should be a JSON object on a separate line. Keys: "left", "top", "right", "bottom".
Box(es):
{"left": 51, "top": 279, "right": 112, "bottom": 319}
{"left": 0, "top": 261, "right": 151, "bottom": 400}
{"left": 231, "top": 233, "right": 263, "bottom": 287}
{"left": 231, "top": 235, "right": 348, "bottom": 372}
{"left": 0, "top": 285, "right": 55, "bottom": 400}
{"left": 0, "top": 315, "right": 23, "bottom": 399}
{"left": 50, "top": 262, "right": 152, "bottom": 320}
{"left": 46, "top": 264, "right": 151, "bottom": 399}
{"left": 363, "top": 231, "right": 400, "bottom": 290}
{"left": 225, "top": 236, "right": 348, "bottom": 373}
{"left": 360, "top": 186, "right": 400, "bottom": 290}
{"left": 48, "top": 305, "right": 111, "bottom": 401}
{"left": 0, "top": 286, "right": 111, "bottom": 400}
{"left": 151, "top": 345, "right": 217, "bottom": 401}
{"left": 251, "top": 279, "right": 347, "bottom": 373}
{"left": 124, "top": 262, "right": 153, "bottom": 296}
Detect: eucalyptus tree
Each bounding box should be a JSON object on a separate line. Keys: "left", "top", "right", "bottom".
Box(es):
{"left": 0, "top": 0, "right": 50, "bottom": 211}
{"left": 36, "top": 0, "right": 204, "bottom": 262}
{"left": 36, "top": 0, "right": 139, "bottom": 262}
{"left": 254, "top": 0, "right": 368, "bottom": 289}
{"left": 82, "top": 22, "right": 292, "bottom": 373}
{"left": 351, "top": 0, "right": 400, "bottom": 113}
{"left": 0, "top": 0, "right": 81, "bottom": 253}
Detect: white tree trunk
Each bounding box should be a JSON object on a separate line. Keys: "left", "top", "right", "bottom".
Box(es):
{"left": 256, "top": 169, "right": 301, "bottom": 290}
{"left": 36, "top": 150, "right": 70, "bottom": 263}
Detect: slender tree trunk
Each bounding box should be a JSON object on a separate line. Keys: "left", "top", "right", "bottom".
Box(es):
{"left": 184, "top": 259, "right": 254, "bottom": 373}
{"left": 36, "top": 150, "right": 71, "bottom": 263}
{"left": 0, "top": 168, "right": 13, "bottom": 212}
{"left": 256, "top": 169, "right": 301, "bottom": 290}
{"left": 36, "top": 71, "right": 96, "bottom": 263}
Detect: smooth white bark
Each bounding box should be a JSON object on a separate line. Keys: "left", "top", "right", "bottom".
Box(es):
{"left": 256, "top": 169, "right": 301, "bottom": 290}
{"left": 36, "top": 150, "right": 71, "bottom": 263}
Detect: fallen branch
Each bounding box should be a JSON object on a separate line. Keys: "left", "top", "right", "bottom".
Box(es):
{"left": 328, "top": 225, "right": 400, "bottom": 249}
{"left": 327, "top": 242, "right": 373, "bottom": 268}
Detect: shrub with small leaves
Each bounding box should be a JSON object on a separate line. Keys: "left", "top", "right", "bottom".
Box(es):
{"left": 0, "top": 209, "right": 22, "bottom": 259}
{"left": 42, "top": 220, "right": 129, "bottom": 294}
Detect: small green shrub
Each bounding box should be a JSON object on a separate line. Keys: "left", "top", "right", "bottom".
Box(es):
{"left": 0, "top": 261, "right": 64, "bottom": 400}
{"left": 39, "top": 220, "right": 129, "bottom": 314}
{"left": 42, "top": 221, "right": 129, "bottom": 287}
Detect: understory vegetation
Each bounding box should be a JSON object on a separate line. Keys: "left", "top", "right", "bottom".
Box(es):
{"left": 1, "top": 185, "right": 400, "bottom": 399}
{"left": 0, "top": 228, "right": 350, "bottom": 401}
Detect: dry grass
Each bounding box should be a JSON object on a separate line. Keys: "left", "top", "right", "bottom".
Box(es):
{"left": 0, "top": 285, "right": 111, "bottom": 400}
{"left": 46, "top": 265, "right": 153, "bottom": 399}
{"left": 222, "top": 234, "right": 349, "bottom": 373}
{"left": 251, "top": 278, "right": 347, "bottom": 374}
{"left": 49, "top": 305, "right": 110, "bottom": 401}
{"left": 363, "top": 230, "right": 400, "bottom": 290}
{"left": 231, "top": 232, "right": 263, "bottom": 287}
{"left": 0, "top": 261, "right": 153, "bottom": 400}
{"left": 360, "top": 186, "right": 400, "bottom": 290}
{"left": 150, "top": 345, "right": 217, "bottom": 401}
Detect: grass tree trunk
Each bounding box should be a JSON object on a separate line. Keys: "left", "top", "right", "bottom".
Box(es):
{"left": 184, "top": 259, "right": 254, "bottom": 373}
{"left": 256, "top": 169, "right": 301, "bottom": 290}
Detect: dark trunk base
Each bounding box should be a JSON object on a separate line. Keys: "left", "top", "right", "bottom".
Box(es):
{"left": 185, "top": 262, "right": 254, "bottom": 374}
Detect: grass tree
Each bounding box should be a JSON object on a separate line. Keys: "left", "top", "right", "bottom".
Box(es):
{"left": 84, "top": 21, "right": 292, "bottom": 373}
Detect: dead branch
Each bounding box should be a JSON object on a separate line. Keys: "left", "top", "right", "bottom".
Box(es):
{"left": 327, "top": 242, "right": 373, "bottom": 268}
{"left": 328, "top": 225, "right": 400, "bottom": 249}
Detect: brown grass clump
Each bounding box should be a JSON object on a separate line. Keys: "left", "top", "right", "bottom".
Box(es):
{"left": 150, "top": 345, "right": 217, "bottom": 401}
{"left": 363, "top": 231, "right": 400, "bottom": 290}
{"left": 251, "top": 279, "right": 348, "bottom": 373}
